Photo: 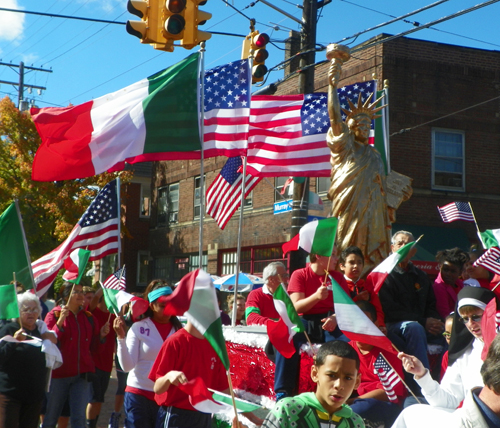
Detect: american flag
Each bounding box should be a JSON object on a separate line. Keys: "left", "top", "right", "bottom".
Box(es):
{"left": 206, "top": 157, "right": 261, "bottom": 229}
{"left": 32, "top": 180, "right": 119, "bottom": 296}
{"left": 203, "top": 59, "right": 251, "bottom": 158}
{"left": 437, "top": 201, "right": 474, "bottom": 223}
{"left": 373, "top": 353, "right": 401, "bottom": 402}
{"left": 473, "top": 247, "right": 500, "bottom": 275}
{"left": 103, "top": 266, "right": 126, "bottom": 291}
{"left": 246, "top": 80, "right": 379, "bottom": 177}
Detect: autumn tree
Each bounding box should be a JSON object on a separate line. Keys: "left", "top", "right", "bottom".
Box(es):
{"left": 0, "top": 96, "right": 132, "bottom": 260}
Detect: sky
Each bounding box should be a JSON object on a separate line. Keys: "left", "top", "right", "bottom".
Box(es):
{"left": 0, "top": 0, "right": 499, "bottom": 109}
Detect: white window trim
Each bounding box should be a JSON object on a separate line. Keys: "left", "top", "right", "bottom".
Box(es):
{"left": 431, "top": 127, "right": 465, "bottom": 192}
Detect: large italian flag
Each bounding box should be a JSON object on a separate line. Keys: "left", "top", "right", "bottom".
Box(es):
{"left": 479, "top": 229, "right": 500, "bottom": 250}
{"left": 162, "top": 269, "right": 230, "bottom": 369}
{"left": 31, "top": 53, "right": 201, "bottom": 182}
{"left": 282, "top": 217, "right": 338, "bottom": 256}
{"left": 331, "top": 276, "right": 395, "bottom": 353}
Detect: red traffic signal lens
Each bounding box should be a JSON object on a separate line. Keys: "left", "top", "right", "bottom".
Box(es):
{"left": 165, "top": 15, "right": 185, "bottom": 35}
{"left": 166, "top": 0, "right": 186, "bottom": 13}
{"left": 252, "top": 64, "right": 268, "bottom": 79}
{"left": 254, "top": 49, "right": 268, "bottom": 63}
{"left": 253, "top": 33, "right": 269, "bottom": 48}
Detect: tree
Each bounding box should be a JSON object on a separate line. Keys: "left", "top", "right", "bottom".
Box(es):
{"left": 0, "top": 96, "right": 132, "bottom": 260}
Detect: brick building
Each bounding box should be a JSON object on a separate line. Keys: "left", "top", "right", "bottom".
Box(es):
{"left": 139, "top": 34, "right": 500, "bottom": 286}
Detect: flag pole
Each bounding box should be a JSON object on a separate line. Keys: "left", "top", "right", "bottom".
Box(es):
{"left": 116, "top": 177, "right": 122, "bottom": 269}
{"left": 226, "top": 371, "right": 240, "bottom": 425}
{"left": 198, "top": 42, "right": 206, "bottom": 269}
{"left": 13, "top": 273, "right": 22, "bottom": 328}
{"left": 381, "top": 352, "right": 421, "bottom": 404}
{"left": 468, "top": 202, "right": 481, "bottom": 234}
{"left": 14, "top": 200, "right": 35, "bottom": 290}
{"left": 383, "top": 79, "right": 391, "bottom": 174}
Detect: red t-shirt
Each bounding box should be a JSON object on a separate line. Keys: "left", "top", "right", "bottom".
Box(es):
{"left": 148, "top": 328, "right": 229, "bottom": 410}
{"left": 287, "top": 267, "right": 349, "bottom": 315}
{"left": 151, "top": 319, "right": 174, "bottom": 341}
{"left": 91, "top": 307, "right": 116, "bottom": 372}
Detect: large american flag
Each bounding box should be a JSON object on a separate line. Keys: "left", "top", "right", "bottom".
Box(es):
{"left": 437, "top": 201, "right": 474, "bottom": 223}
{"left": 203, "top": 59, "right": 251, "bottom": 158}
{"left": 246, "top": 80, "right": 378, "bottom": 177}
{"left": 206, "top": 157, "right": 261, "bottom": 229}
{"left": 373, "top": 353, "right": 401, "bottom": 402}
{"left": 32, "top": 180, "right": 119, "bottom": 296}
{"left": 473, "top": 247, "right": 500, "bottom": 275}
{"left": 103, "top": 266, "right": 126, "bottom": 291}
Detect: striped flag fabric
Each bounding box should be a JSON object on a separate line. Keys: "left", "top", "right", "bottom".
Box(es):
{"left": 103, "top": 266, "right": 126, "bottom": 291}
{"left": 62, "top": 248, "right": 91, "bottom": 284}
{"left": 31, "top": 180, "right": 119, "bottom": 297}
{"left": 373, "top": 354, "right": 401, "bottom": 402}
{"left": 245, "top": 80, "right": 379, "bottom": 177}
{"left": 437, "top": 201, "right": 474, "bottom": 223}
{"left": 473, "top": 247, "right": 500, "bottom": 275}
{"left": 206, "top": 157, "right": 261, "bottom": 230}
{"left": 282, "top": 217, "right": 338, "bottom": 257}
{"left": 203, "top": 59, "right": 251, "bottom": 158}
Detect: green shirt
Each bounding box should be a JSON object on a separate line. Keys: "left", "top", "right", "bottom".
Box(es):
{"left": 262, "top": 392, "right": 365, "bottom": 428}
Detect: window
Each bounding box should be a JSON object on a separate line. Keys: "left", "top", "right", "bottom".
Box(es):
{"left": 140, "top": 183, "right": 151, "bottom": 217}
{"left": 275, "top": 177, "right": 293, "bottom": 202}
{"left": 189, "top": 254, "right": 208, "bottom": 271}
{"left": 153, "top": 253, "right": 207, "bottom": 283}
{"left": 432, "top": 129, "right": 465, "bottom": 191}
{"left": 158, "top": 183, "right": 179, "bottom": 226}
{"left": 194, "top": 176, "right": 205, "bottom": 219}
{"left": 137, "top": 251, "right": 150, "bottom": 286}
{"left": 316, "top": 177, "right": 330, "bottom": 195}
{"left": 220, "top": 245, "right": 284, "bottom": 275}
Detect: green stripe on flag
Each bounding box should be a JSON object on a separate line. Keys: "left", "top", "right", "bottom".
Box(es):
{"left": 211, "top": 390, "right": 261, "bottom": 413}
{"left": 310, "top": 217, "right": 338, "bottom": 257}
{"left": 204, "top": 318, "right": 230, "bottom": 370}
{"left": 143, "top": 52, "right": 201, "bottom": 153}
{"left": 329, "top": 275, "right": 353, "bottom": 305}
{"left": 273, "top": 284, "right": 304, "bottom": 333}
{"left": 0, "top": 284, "right": 19, "bottom": 319}
{"left": 102, "top": 287, "right": 120, "bottom": 314}
{"left": 479, "top": 229, "right": 500, "bottom": 250}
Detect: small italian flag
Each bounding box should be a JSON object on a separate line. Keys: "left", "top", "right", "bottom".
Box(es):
{"left": 331, "top": 276, "right": 395, "bottom": 354}
{"left": 479, "top": 229, "right": 500, "bottom": 250}
{"left": 0, "top": 284, "right": 20, "bottom": 319}
{"left": 366, "top": 239, "right": 419, "bottom": 294}
{"left": 102, "top": 282, "right": 148, "bottom": 319}
{"left": 267, "top": 284, "right": 304, "bottom": 358}
{"left": 31, "top": 53, "right": 201, "bottom": 181}
{"left": 282, "top": 217, "right": 338, "bottom": 256}
{"left": 177, "top": 377, "right": 260, "bottom": 414}
{"left": 62, "top": 248, "right": 91, "bottom": 284}
{"left": 162, "top": 269, "right": 230, "bottom": 369}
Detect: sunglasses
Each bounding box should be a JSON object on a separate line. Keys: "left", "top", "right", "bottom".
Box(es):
{"left": 458, "top": 314, "right": 483, "bottom": 324}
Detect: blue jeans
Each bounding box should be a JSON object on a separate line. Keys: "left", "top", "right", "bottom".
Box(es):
{"left": 42, "top": 375, "right": 91, "bottom": 428}
{"left": 387, "top": 321, "right": 430, "bottom": 369}
{"left": 156, "top": 406, "right": 211, "bottom": 428}
{"left": 124, "top": 391, "right": 159, "bottom": 428}
{"left": 274, "top": 333, "right": 306, "bottom": 394}
{"left": 349, "top": 398, "right": 402, "bottom": 427}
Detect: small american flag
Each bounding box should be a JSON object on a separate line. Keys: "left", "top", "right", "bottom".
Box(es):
{"left": 246, "top": 80, "right": 378, "bottom": 177}
{"left": 373, "top": 353, "right": 401, "bottom": 402}
{"left": 473, "top": 247, "right": 500, "bottom": 275}
{"left": 203, "top": 59, "right": 251, "bottom": 158}
{"left": 437, "top": 202, "right": 474, "bottom": 223}
{"left": 103, "top": 266, "right": 126, "bottom": 291}
{"left": 32, "top": 180, "right": 119, "bottom": 297}
{"left": 206, "top": 157, "right": 261, "bottom": 230}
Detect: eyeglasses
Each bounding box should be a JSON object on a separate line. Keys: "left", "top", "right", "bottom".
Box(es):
{"left": 71, "top": 290, "right": 84, "bottom": 295}
{"left": 442, "top": 332, "right": 451, "bottom": 338}
{"left": 21, "top": 307, "right": 39, "bottom": 314}
{"left": 458, "top": 314, "right": 483, "bottom": 324}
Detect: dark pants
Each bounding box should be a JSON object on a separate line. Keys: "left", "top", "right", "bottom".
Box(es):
{"left": 124, "top": 391, "right": 159, "bottom": 428}
{"left": 156, "top": 406, "right": 211, "bottom": 428}
{"left": 0, "top": 393, "right": 43, "bottom": 428}
{"left": 273, "top": 333, "right": 306, "bottom": 394}
{"left": 349, "top": 398, "right": 402, "bottom": 427}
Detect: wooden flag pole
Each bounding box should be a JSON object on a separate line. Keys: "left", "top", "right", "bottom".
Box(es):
{"left": 226, "top": 371, "right": 240, "bottom": 425}
{"left": 468, "top": 202, "right": 481, "bottom": 235}
{"left": 388, "top": 344, "right": 422, "bottom": 404}
{"left": 13, "top": 272, "right": 22, "bottom": 328}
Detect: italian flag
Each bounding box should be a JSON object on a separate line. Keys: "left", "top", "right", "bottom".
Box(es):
{"left": 102, "top": 286, "right": 148, "bottom": 319}
{"left": 479, "top": 229, "right": 500, "bottom": 250}
{"left": 331, "top": 276, "right": 395, "bottom": 353}
{"left": 0, "top": 284, "right": 20, "bottom": 320}
{"left": 366, "top": 240, "right": 418, "bottom": 294}
{"left": 177, "top": 377, "right": 260, "bottom": 414}
{"left": 282, "top": 217, "right": 338, "bottom": 256}
{"left": 31, "top": 53, "right": 201, "bottom": 182}
{"left": 267, "top": 284, "right": 304, "bottom": 358}
{"left": 162, "top": 269, "right": 230, "bottom": 369}
{"left": 62, "top": 248, "right": 91, "bottom": 284}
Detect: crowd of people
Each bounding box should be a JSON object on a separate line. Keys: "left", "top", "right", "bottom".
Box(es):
{"left": 0, "top": 229, "right": 499, "bottom": 428}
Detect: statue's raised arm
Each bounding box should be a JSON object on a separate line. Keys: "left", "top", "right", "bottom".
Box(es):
{"left": 327, "top": 44, "right": 351, "bottom": 136}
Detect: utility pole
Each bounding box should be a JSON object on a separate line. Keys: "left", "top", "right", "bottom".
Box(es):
{"left": 0, "top": 61, "right": 52, "bottom": 110}
{"left": 289, "top": 0, "right": 318, "bottom": 274}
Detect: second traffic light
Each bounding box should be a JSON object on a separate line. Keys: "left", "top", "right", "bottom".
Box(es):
{"left": 245, "top": 31, "right": 269, "bottom": 84}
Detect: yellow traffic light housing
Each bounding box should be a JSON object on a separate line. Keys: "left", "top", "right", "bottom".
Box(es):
{"left": 163, "top": 0, "right": 187, "bottom": 41}
{"left": 250, "top": 31, "right": 269, "bottom": 83}
{"left": 181, "top": 0, "right": 212, "bottom": 49}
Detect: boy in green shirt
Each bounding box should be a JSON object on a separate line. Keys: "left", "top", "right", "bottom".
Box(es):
{"left": 262, "top": 341, "right": 365, "bottom": 428}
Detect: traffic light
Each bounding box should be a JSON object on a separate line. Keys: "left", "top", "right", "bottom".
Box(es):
{"left": 181, "top": 0, "right": 212, "bottom": 49}
{"left": 164, "top": 0, "right": 187, "bottom": 41}
{"left": 250, "top": 31, "right": 269, "bottom": 83}
{"left": 126, "top": 0, "right": 174, "bottom": 52}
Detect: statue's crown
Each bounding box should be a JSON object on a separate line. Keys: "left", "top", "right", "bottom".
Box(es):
{"left": 342, "top": 92, "right": 386, "bottom": 122}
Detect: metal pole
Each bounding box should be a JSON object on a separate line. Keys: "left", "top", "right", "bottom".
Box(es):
{"left": 198, "top": 43, "right": 206, "bottom": 269}
{"left": 18, "top": 61, "right": 24, "bottom": 109}
{"left": 116, "top": 176, "right": 122, "bottom": 269}
{"left": 289, "top": 0, "right": 318, "bottom": 274}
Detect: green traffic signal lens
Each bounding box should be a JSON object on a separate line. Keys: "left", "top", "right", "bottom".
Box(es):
{"left": 166, "top": 0, "right": 187, "bottom": 13}
{"left": 253, "top": 64, "right": 268, "bottom": 79}
{"left": 165, "top": 15, "right": 185, "bottom": 35}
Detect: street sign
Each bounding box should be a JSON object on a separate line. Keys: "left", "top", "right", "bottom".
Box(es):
{"left": 274, "top": 200, "right": 292, "bottom": 215}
